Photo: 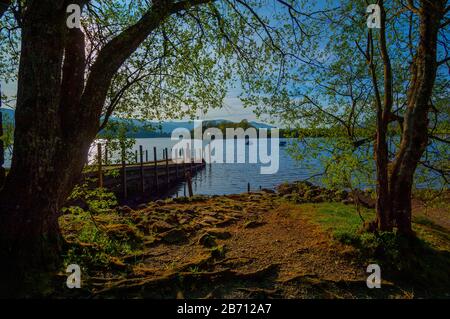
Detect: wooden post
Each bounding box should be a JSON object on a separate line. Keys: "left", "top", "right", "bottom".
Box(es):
{"left": 208, "top": 144, "right": 212, "bottom": 167}
{"left": 121, "top": 144, "right": 127, "bottom": 200}
{"left": 104, "top": 141, "right": 108, "bottom": 165}
{"left": 186, "top": 170, "right": 193, "bottom": 197}
{"left": 97, "top": 143, "right": 103, "bottom": 188}
{"left": 153, "top": 146, "right": 158, "bottom": 192}
{"left": 165, "top": 148, "right": 169, "bottom": 188}
{"left": 188, "top": 143, "right": 193, "bottom": 174}
{"left": 145, "top": 149, "right": 148, "bottom": 162}
{"left": 247, "top": 182, "right": 250, "bottom": 193}
{"left": 139, "top": 145, "right": 144, "bottom": 193}
{"left": 135, "top": 150, "right": 138, "bottom": 163}
{"left": 183, "top": 147, "right": 187, "bottom": 180}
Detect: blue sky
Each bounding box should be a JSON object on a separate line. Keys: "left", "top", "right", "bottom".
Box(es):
{"left": 0, "top": 1, "right": 330, "bottom": 125}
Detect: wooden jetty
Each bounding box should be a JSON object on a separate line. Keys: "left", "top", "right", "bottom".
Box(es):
{"left": 83, "top": 145, "right": 206, "bottom": 200}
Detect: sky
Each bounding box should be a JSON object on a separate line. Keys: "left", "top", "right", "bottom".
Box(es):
{"left": 0, "top": 1, "right": 330, "bottom": 126}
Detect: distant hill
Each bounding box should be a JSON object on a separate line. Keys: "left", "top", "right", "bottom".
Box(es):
{"left": 1, "top": 108, "right": 275, "bottom": 138}
{"left": 249, "top": 121, "right": 275, "bottom": 129}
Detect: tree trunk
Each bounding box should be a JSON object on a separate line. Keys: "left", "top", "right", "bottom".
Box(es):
{"left": 0, "top": 0, "right": 198, "bottom": 296}
{"left": 389, "top": 0, "right": 446, "bottom": 235}
{"left": 0, "top": 1, "right": 92, "bottom": 296}
{"left": 374, "top": 0, "right": 393, "bottom": 231}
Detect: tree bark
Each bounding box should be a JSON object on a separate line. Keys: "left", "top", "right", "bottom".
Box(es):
{"left": 0, "top": 0, "right": 68, "bottom": 296}
{"left": 374, "top": 0, "right": 393, "bottom": 231}
{"left": 0, "top": 0, "right": 213, "bottom": 296}
{"left": 389, "top": 0, "right": 446, "bottom": 235}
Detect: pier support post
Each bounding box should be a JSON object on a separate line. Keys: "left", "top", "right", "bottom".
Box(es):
{"left": 153, "top": 147, "right": 158, "bottom": 192}
{"left": 165, "top": 148, "right": 169, "bottom": 188}
{"left": 140, "top": 145, "right": 144, "bottom": 193}
{"left": 186, "top": 170, "right": 193, "bottom": 197}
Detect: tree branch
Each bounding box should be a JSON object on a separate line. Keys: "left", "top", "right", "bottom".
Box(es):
{"left": 80, "top": 0, "right": 213, "bottom": 131}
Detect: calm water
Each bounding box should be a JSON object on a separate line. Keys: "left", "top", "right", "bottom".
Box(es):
{"left": 4, "top": 137, "right": 446, "bottom": 196}
{"left": 90, "top": 137, "right": 320, "bottom": 196}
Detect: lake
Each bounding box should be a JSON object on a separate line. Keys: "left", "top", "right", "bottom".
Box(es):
{"left": 89, "top": 137, "right": 319, "bottom": 197}
{"left": 4, "top": 137, "right": 446, "bottom": 196}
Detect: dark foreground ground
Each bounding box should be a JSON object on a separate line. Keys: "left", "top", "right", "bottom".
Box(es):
{"left": 57, "top": 182, "right": 450, "bottom": 298}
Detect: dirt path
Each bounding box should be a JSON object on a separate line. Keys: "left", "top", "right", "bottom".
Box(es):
{"left": 82, "top": 192, "right": 411, "bottom": 299}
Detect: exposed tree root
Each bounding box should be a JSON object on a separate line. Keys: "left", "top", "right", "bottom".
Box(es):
{"left": 92, "top": 263, "right": 280, "bottom": 297}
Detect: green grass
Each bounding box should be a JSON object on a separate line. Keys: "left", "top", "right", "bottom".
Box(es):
{"left": 60, "top": 208, "right": 144, "bottom": 269}
{"left": 288, "top": 202, "right": 450, "bottom": 295}
{"left": 287, "top": 202, "right": 375, "bottom": 240}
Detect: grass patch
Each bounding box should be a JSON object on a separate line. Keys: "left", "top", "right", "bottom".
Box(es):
{"left": 60, "top": 209, "right": 144, "bottom": 269}
{"left": 286, "top": 202, "right": 375, "bottom": 239}
{"left": 288, "top": 202, "right": 450, "bottom": 295}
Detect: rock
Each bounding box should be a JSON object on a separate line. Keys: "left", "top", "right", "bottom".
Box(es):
{"left": 204, "top": 229, "right": 232, "bottom": 240}
{"left": 116, "top": 206, "right": 133, "bottom": 214}
{"left": 191, "top": 195, "right": 209, "bottom": 202}
{"left": 312, "top": 194, "right": 326, "bottom": 203}
{"left": 203, "top": 211, "right": 220, "bottom": 218}
{"left": 283, "top": 193, "right": 305, "bottom": 204}
{"left": 341, "top": 198, "right": 354, "bottom": 205}
{"left": 304, "top": 188, "right": 322, "bottom": 201}
{"left": 334, "top": 190, "right": 349, "bottom": 201}
{"left": 178, "top": 217, "right": 190, "bottom": 225}
{"left": 201, "top": 216, "right": 219, "bottom": 225}
{"left": 215, "top": 218, "right": 236, "bottom": 228}
{"left": 154, "top": 200, "right": 165, "bottom": 206}
{"left": 164, "top": 214, "right": 178, "bottom": 225}
{"left": 155, "top": 207, "right": 171, "bottom": 214}
{"left": 136, "top": 203, "right": 148, "bottom": 210}
{"left": 172, "top": 197, "right": 191, "bottom": 204}
{"left": 261, "top": 188, "right": 275, "bottom": 194}
{"left": 151, "top": 220, "right": 175, "bottom": 233}
{"left": 160, "top": 228, "right": 187, "bottom": 244}
{"left": 105, "top": 224, "right": 140, "bottom": 241}
{"left": 244, "top": 220, "right": 266, "bottom": 229}
{"left": 276, "top": 183, "right": 296, "bottom": 195}
{"left": 198, "top": 233, "right": 217, "bottom": 248}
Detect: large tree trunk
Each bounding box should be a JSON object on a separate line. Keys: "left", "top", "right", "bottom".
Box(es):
{"left": 389, "top": 0, "right": 446, "bottom": 235}
{"left": 0, "top": 0, "right": 200, "bottom": 296}
{"left": 374, "top": 0, "right": 393, "bottom": 231}
{"left": 0, "top": 1, "right": 94, "bottom": 296}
